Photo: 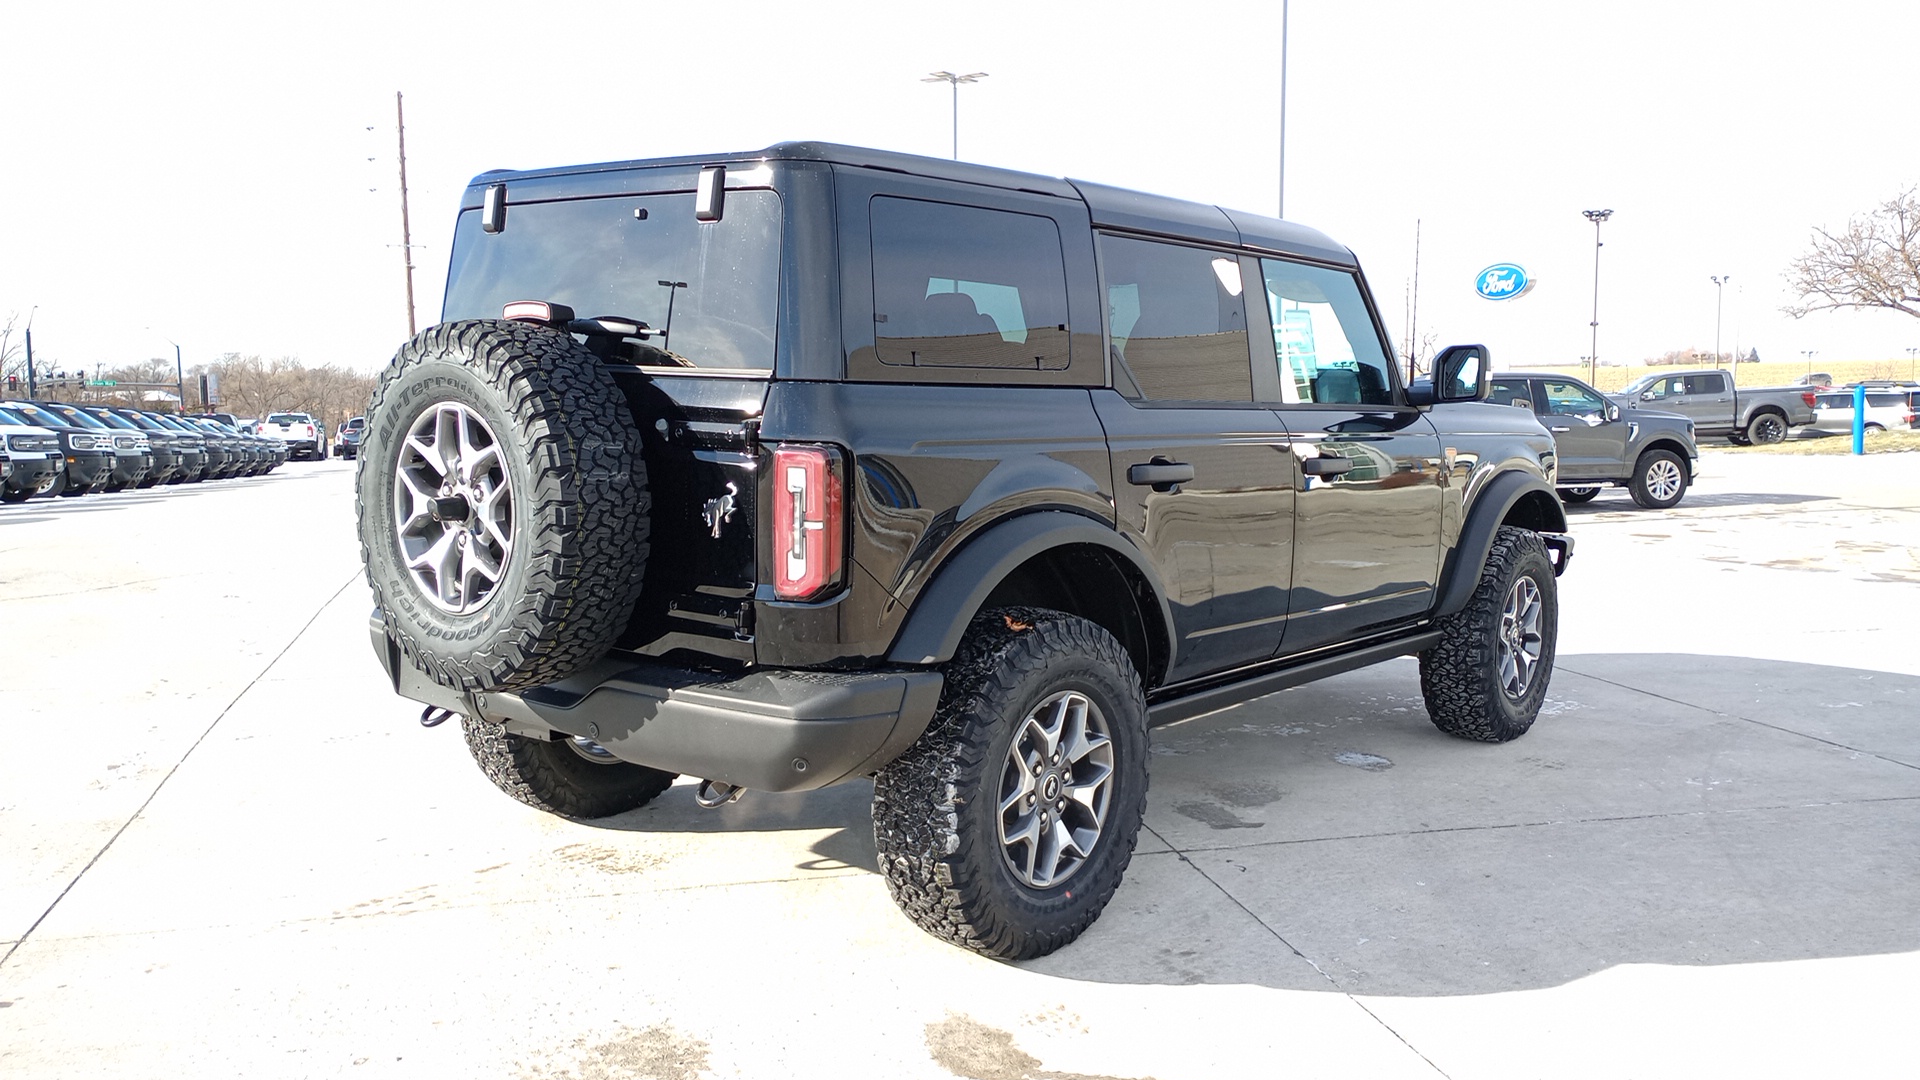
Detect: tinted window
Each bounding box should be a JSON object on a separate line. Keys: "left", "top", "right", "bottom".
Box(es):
{"left": 1101, "top": 236, "right": 1251, "bottom": 402}
{"left": 1640, "top": 376, "right": 1686, "bottom": 400}
{"left": 444, "top": 190, "right": 783, "bottom": 372}
{"left": 1488, "top": 379, "right": 1535, "bottom": 411}
{"left": 868, "top": 197, "right": 1069, "bottom": 371}
{"left": 1684, "top": 373, "right": 1727, "bottom": 394}
{"left": 1257, "top": 258, "right": 1394, "bottom": 405}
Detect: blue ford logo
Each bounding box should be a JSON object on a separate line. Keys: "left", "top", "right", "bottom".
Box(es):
{"left": 1475, "top": 263, "right": 1533, "bottom": 300}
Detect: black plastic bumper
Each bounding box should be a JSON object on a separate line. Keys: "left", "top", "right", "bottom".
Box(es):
{"left": 369, "top": 610, "right": 943, "bottom": 793}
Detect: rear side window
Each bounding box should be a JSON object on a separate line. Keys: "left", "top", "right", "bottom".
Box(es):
{"left": 1683, "top": 373, "right": 1726, "bottom": 394}
{"left": 443, "top": 190, "right": 782, "bottom": 372}
{"left": 1488, "top": 379, "right": 1535, "bottom": 410}
{"left": 868, "top": 197, "right": 1070, "bottom": 371}
{"left": 1100, "top": 235, "right": 1251, "bottom": 403}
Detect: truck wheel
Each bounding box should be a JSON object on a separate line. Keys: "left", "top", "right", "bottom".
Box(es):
{"left": 1628, "top": 449, "right": 1688, "bottom": 509}
{"left": 358, "top": 319, "right": 650, "bottom": 693}
{"left": 1420, "top": 526, "right": 1557, "bottom": 743}
{"left": 461, "top": 715, "right": 677, "bottom": 819}
{"left": 1558, "top": 486, "right": 1601, "bottom": 504}
{"left": 872, "top": 608, "right": 1149, "bottom": 960}
{"left": 1745, "top": 412, "right": 1788, "bottom": 445}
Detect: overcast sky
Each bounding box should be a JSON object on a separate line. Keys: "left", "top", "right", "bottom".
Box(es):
{"left": 5, "top": 0, "right": 1917, "bottom": 378}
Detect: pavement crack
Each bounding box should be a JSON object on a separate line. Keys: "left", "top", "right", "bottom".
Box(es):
{"left": 0, "top": 571, "right": 363, "bottom": 971}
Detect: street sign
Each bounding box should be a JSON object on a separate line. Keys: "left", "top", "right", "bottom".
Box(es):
{"left": 88, "top": 379, "right": 117, "bottom": 387}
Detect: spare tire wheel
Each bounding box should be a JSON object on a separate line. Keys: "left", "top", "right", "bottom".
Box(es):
{"left": 358, "top": 319, "right": 650, "bottom": 693}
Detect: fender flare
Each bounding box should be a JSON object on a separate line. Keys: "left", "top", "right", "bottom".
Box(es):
{"left": 1434, "top": 470, "right": 1567, "bottom": 619}
{"left": 885, "top": 510, "right": 1176, "bottom": 673}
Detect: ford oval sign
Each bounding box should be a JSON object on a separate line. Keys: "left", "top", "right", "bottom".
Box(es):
{"left": 1475, "top": 263, "right": 1534, "bottom": 300}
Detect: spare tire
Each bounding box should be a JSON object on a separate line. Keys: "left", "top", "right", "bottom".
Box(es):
{"left": 358, "top": 319, "right": 650, "bottom": 693}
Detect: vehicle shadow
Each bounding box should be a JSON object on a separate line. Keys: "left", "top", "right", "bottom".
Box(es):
{"left": 1562, "top": 490, "right": 1836, "bottom": 513}
{"left": 582, "top": 653, "right": 1920, "bottom": 995}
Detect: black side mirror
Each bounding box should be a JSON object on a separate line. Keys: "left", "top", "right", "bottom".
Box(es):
{"left": 1425, "top": 344, "right": 1490, "bottom": 404}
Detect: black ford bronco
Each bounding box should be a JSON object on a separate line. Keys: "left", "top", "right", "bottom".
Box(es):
{"left": 359, "top": 142, "right": 1573, "bottom": 960}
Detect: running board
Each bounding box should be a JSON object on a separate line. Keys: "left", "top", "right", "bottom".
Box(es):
{"left": 1147, "top": 631, "right": 1443, "bottom": 728}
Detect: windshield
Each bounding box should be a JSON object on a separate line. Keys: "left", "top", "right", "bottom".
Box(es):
{"left": 88, "top": 409, "right": 139, "bottom": 431}
{"left": 442, "top": 188, "right": 782, "bottom": 372}
{"left": 1617, "top": 375, "right": 1658, "bottom": 396}
{"left": 51, "top": 406, "right": 110, "bottom": 429}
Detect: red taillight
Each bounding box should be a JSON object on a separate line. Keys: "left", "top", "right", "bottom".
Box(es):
{"left": 1801, "top": 391, "right": 1818, "bottom": 408}
{"left": 772, "top": 445, "right": 844, "bottom": 600}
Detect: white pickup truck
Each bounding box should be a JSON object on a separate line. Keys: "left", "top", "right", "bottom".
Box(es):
{"left": 258, "top": 412, "right": 327, "bottom": 460}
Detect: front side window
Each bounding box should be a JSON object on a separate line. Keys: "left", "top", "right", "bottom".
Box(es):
{"left": 1539, "top": 379, "right": 1607, "bottom": 420}
{"left": 1641, "top": 376, "right": 1687, "bottom": 400}
{"left": 869, "top": 197, "right": 1070, "bottom": 370}
{"left": 1101, "top": 235, "right": 1251, "bottom": 403}
{"left": 1257, "top": 258, "right": 1394, "bottom": 405}
{"left": 444, "top": 189, "right": 782, "bottom": 372}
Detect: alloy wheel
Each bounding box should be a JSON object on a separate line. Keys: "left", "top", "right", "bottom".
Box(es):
{"left": 393, "top": 402, "right": 513, "bottom": 613}
{"left": 997, "top": 690, "right": 1115, "bottom": 889}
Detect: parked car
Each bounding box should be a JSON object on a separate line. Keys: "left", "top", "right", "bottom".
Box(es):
{"left": 1610, "top": 368, "right": 1816, "bottom": 445}
{"left": 1486, "top": 373, "right": 1699, "bottom": 508}
{"left": 259, "top": 412, "right": 327, "bottom": 460}
{"left": 1792, "top": 372, "right": 1834, "bottom": 388}
{"left": 334, "top": 416, "right": 365, "bottom": 460}
{"left": 111, "top": 409, "right": 209, "bottom": 482}
{"left": 41, "top": 402, "right": 152, "bottom": 490}
{"left": 361, "top": 140, "right": 1576, "bottom": 960}
{"left": 1809, "top": 385, "right": 1920, "bottom": 434}
{"left": 82, "top": 406, "right": 182, "bottom": 485}
{"left": 0, "top": 410, "right": 62, "bottom": 502}
{"left": 0, "top": 400, "right": 115, "bottom": 496}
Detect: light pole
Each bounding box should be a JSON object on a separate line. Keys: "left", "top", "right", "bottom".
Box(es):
{"left": 656, "top": 280, "right": 687, "bottom": 352}
{"left": 1278, "top": 0, "right": 1289, "bottom": 218}
{"left": 23, "top": 305, "right": 36, "bottom": 398}
{"left": 1710, "top": 275, "right": 1731, "bottom": 368}
{"left": 1802, "top": 349, "right": 1818, "bottom": 380}
{"left": 1584, "top": 209, "right": 1612, "bottom": 385}
{"left": 146, "top": 327, "right": 184, "bottom": 411}
{"left": 922, "top": 71, "right": 987, "bottom": 160}
{"left": 1907, "top": 346, "right": 1917, "bottom": 380}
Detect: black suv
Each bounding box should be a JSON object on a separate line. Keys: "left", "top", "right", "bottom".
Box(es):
{"left": 360, "top": 143, "right": 1574, "bottom": 960}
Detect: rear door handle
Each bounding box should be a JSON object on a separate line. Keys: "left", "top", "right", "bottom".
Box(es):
{"left": 1548, "top": 425, "right": 1572, "bottom": 432}
{"left": 1128, "top": 460, "right": 1195, "bottom": 490}
{"left": 1301, "top": 455, "right": 1354, "bottom": 477}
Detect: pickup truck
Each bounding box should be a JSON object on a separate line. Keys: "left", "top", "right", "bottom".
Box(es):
{"left": 1609, "top": 368, "right": 1815, "bottom": 445}
{"left": 257, "top": 412, "right": 327, "bottom": 460}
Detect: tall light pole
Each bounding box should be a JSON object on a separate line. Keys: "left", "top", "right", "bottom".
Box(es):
{"left": 1710, "top": 275, "right": 1731, "bottom": 368}
{"left": 1584, "top": 209, "right": 1613, "bottom": 385}
{"left": 922, "top": 71, "right": 987, "bottom": 160}
{"left": 1278, "top": 0, "right": 1289, "bottom": 219}
{"left": 145, "top": 326, "right": 184, "bottom": 411}
{"left": 1802, "top": 349, "right": 1818, "bottom": 380}
{"left": 22, "top": 305, "right": 36, "bottom": 398}
{"left": 1907, "top": 346, "right": 1917, "bottom": 380}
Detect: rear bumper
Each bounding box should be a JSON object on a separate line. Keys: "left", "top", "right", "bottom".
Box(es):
{"left": 368, "top": 610, "right": 943, "bottom": 793}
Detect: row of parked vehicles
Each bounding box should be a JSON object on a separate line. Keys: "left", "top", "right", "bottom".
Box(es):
{"left": 1808, "top": 382, "right": 1920, "bottom": 434}
{"left": 0, "top": 402, "right": 292, "bottom": 504}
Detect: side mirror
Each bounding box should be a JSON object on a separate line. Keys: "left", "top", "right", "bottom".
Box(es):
{"left": 1606, "top": 403, "right": 1621, "bottom": 422}
{"left": 1641, "top": 391, "right": 1656, "bottom": 402}
{"left": 1426, "top": 344, "right": 1490, "bottom": 404}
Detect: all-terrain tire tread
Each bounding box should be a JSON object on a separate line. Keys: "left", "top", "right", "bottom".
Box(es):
{"left": 1419, "top": 526, "right": 1557, "bottom": 743}
{"left": 460, "top": 715, "right": 676, "bottom": 819}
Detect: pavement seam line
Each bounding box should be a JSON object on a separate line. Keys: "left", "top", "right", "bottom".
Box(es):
{"left": 1165, "top": 795, "right": 1920, "bottom": 858}
{"left": 0, "top": 571, "right": 363, "bottom": 972}
{"left": 1561, "top": 664, "right": 1920, "bottom": 772}
{"left": 1141, "top": 824, "right": 1455, "bottom": 1079}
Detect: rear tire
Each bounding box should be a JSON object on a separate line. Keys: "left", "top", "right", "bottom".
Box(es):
{"left": 461, "top": 716, "right": 676, "bottom": 819}
{"left": 1558, "top": 486, "right": 1601, "bottom": 504}
{"left": 1629, "top": 449, "right": 1688, "bottom": 509}
{"left": 872, "top": 608, "right": 1149, "bottom": 960}
{"left": 1420, "top": 527, "right": 1557, "bottom": 743}
{"left": 1745, "top": 412, "right": 1788, "bottom": 445}
{"left": 358, "top": 319, "right": 651, "bottom": 694}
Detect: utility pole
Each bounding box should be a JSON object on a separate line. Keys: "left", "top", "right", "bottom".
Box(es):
{"left": 1278, "top": 0, "right": 1289, "bottom": 219}
{"left": 396, "top": 91, "right": 418, "bottom": 337}
{"left": 1407, "top": 219, "right": 1422, "bottom": 379}
{"left": 23, "top": 306, "right": 36, "bottom": 398}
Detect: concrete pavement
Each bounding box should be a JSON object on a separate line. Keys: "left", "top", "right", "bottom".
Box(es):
{"left": 1, "top": 450, "right": 1915, "bottom": 1078}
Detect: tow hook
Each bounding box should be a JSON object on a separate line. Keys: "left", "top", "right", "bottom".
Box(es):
{"left": 694, "top": 779, "right": 745, "bottom": 808}
{"left": 419, "top": 705, "right": 456, "bottom": 728}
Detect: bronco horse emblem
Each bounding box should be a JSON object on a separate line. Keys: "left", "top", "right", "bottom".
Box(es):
{"left": 702, "top": 481, "right": 738, "bottom": 539}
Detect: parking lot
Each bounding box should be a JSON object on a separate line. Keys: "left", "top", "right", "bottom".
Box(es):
{"left": 2, "top": 451, "right": 1916, "bottom": 1079}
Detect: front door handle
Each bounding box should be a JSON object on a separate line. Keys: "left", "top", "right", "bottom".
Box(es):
{"left": 1548, "top": 425, "right": 1572, "bottom": 432}
{"left": 1128, "top": 460, "right": 1195, "bottom": 491}
{"left": 1301, "top": 455, "right": 1354, "bottom": 477}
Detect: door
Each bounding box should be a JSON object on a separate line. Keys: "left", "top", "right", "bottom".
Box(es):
{"left": 1254, "top": 256, "right": 1444, "bottom": 655}
{"left": 1096, "top": 234, "right": 1298, "bottom": 683}
{"left": 1533, "top": 377, "right": 1623, "bottom": 480}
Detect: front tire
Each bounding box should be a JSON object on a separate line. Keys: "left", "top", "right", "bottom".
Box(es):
{"left": 461, "top": 716, "right": 676, "bottom": 819}
{"left": 1420, "top": 527, "right": 1558, "bottom": 743}
{"left": 1629, "top": 448, "right": 1688, "bottom": 509}
{"left": 872, "top": 608, "right": 1149, "bottom": 960}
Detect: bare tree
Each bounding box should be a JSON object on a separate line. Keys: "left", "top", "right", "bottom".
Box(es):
{"left": 1785, "top": 186, "right": 1920, "bottom": 320}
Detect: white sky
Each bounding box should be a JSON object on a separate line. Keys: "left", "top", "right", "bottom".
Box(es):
{"left": 5, "top": 0, "right": 1917, "bottom": 377}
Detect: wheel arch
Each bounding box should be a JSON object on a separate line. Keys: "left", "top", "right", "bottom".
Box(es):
{"left": 885, "top": 511, "right": 1174, "bottom": 686}
{"left": 1636, "top": 438, "right": 1695, "bottom": 474}
{"left": 1435, "top": 470, "right": 1566, "bottom": 619}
